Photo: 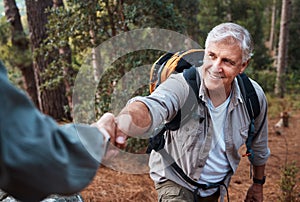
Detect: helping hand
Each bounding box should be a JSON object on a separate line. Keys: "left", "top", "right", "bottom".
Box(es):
{"left": 93, "top": 112, "right": 127, "bottom": 149}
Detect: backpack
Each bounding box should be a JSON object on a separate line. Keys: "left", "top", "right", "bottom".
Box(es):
{"left": 146, "top": 49, "right": 260, "bottom": 193}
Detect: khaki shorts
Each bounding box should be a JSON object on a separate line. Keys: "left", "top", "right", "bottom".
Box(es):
{"left": 155, "top": 180, "right": 220, "bottom": 202}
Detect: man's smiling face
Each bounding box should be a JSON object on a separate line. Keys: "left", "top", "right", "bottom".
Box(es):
{"left": 202, "top": 40, "right": 249, "bottom": 98}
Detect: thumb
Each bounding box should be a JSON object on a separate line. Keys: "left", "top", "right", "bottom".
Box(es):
{"left": 116, "top": 135, "right": 126, "bottom": 144}
{"left": 115, "top": 126, "right": 127, "bottom": 149}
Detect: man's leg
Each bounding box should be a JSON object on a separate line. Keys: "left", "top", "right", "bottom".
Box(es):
{"left": 155, "top": 180, "right": 220, "bottom": 202}
{"left": 155, "top": 180, "right": 194, "bottom": 202}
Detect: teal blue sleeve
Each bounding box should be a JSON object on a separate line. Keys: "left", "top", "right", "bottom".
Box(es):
{"left": 0, "top": 62, "right": 105, "bottom": 201}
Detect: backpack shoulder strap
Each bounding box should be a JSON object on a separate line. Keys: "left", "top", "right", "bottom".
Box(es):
{"left": 146, "top": 67, "right": 200, "bottom": 153}
{"left": 237, "top": 73, "right": 261, "bottom": 162}
{"left": 237, "top": 73, "right": 260, "bottom": 119}
{"left": 183, "top": 66, "right": 200, "bottom": 97}
{"left": 165, "top": 66, "right": 200, "bottom": 130}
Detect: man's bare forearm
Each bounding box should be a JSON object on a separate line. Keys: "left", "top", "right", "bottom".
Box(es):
{"left": 117, "top": 101, "right": 151, "bottom": 136}
{"left": 253, "top": 164, "right": 266, "bottom": 181}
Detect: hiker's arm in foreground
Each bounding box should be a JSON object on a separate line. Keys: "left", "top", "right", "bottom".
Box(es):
{"left": 244, "top": 165, "right": 266, "bottom": 202}
{"left": 0, "top": 62, "right": 108, "bottom": 201}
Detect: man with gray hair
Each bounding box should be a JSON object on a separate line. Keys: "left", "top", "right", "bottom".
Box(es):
{"left": 101, "top": 22, "right": 270, "bottom": 202}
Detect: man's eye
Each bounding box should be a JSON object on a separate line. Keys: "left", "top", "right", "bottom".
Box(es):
{"left": 208, "top": 54, "right": 216, "bottom": 59}
{"left": 224, "top": 59, "right": 235, "bottom": 66}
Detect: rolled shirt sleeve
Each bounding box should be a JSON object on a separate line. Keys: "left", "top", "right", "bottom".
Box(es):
{"left": 250, "top": 80, "right": 270, "bottom": 166}
{"left": 129, "top": 73, "right": 190, "bottom": 134}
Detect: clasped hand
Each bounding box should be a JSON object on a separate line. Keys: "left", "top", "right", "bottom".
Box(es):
{"left": 92, "top": 112, "right": 128, "bottom": 149}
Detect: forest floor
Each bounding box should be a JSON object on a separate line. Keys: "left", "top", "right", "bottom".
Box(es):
{"left": 81, "top": 111, "right": 300, "bottom": 202}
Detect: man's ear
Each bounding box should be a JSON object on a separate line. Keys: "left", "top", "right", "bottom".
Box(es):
{"left": 240, "top": 60, "right": 250, "bottom": 74}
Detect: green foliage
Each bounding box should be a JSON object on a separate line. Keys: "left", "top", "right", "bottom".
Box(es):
{"left": 94, "top": 49, "right": 164, "bottom": 153}
{"left": 124, "top": 0, "right": 186, "bottom": 32}
{"left": 125, "top": 137, "right": 149, "bottom": 153}
{"left": 288, "top": 0, "right": 300, "bottom": 73}
{"left": 198, "top": 0, "right": 273, "bottom": 70}
{"left": 95, "top": 49, "right": 163, "bottom": 117}
{"left": 0, "top": 17, "right": 10, "bottom": 44}
{"left": 40, "top": 0, "right": 187, "bottom": 117}
{"left": 286, "top": 72, "right": 300, "bottom": 95}
{"left": 245, "top": 69, "right": 277, "bottom": 94}
{"left": 266, "top": 93, "right": 300, "bottom": 119}
{"left": 172, "top": 0, "right": 200, "bottom": 41}
{"left": 7, "top": 67, "right": 23, "bottom": 89}
{"left": 72, "top": 62, "right": 98, "bottom": 123}
{"left": 0, "top": 17, "right": 31, "bottom": 70}
{"left": 0, "top": 17, "right": 30, "bottom": 89}
{"left": 279, "top": 161, "right": 299, "bottom": 202}
{"left": 285, "top": 0, "right": 300, "bottom": 99}
{"left": 0, "top": 17, "right": 12, "bottom": 66}
{"left": 197, "top": 0, "right": 229, "bottom": 45}
{"left": 3, "top": 0, "right": 300, "bottom": 153}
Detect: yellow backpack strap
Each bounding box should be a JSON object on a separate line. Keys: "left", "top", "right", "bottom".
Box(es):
{"left": 149, "top": 52, "right": 173, "bottom": 93}
{"left": 149, "top": 49, "right": 205, "bottom": 93}
{"left": 159, "top": 51, "right": 182, "bottom": 83}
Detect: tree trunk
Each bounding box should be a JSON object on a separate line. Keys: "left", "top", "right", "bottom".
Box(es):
{"left": 53, "top": 0, "right": 75, "bottom": 117}
{"left": 275, "top": 0, "right": 292, "bottom": 98}
{"left": 3, "top": 0, "right": 39, "bottom": 107}
{"left": 25, "top": 0, "right": 71, "bottom": 120}
{"left": 88, "top": 1, "right": 101, "bottom": 81}
{"left": 268, "top": 0, "right": 277, "bottom": 52}
{"left": 117, "top": 0, "right": 130, "bottom": 32}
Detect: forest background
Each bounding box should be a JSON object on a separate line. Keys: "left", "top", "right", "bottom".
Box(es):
{"left": 1, "top": 0, "right": 300, "bottom": 171}
{"left": 1, "top": 0, "right": 300, "bottom": 201}
{"left": 1, "top": 0, "right": 300, "bottom": 149}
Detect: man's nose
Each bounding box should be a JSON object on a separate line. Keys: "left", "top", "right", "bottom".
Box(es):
{"left": 211, "top": 59, "right": 222, "bottom": 72}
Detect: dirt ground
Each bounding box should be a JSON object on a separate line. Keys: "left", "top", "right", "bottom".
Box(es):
{"left": 81, "top": 111, "right": 300, "bottom": 202}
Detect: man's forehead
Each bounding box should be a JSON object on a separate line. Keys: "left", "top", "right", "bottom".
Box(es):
{"left": 205, "top": 42, "right": 243, "bottom": 59}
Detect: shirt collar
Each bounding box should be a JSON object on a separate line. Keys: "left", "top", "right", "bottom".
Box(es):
{"left": 198, "top": 71, "right": 243, "bottom": 106}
